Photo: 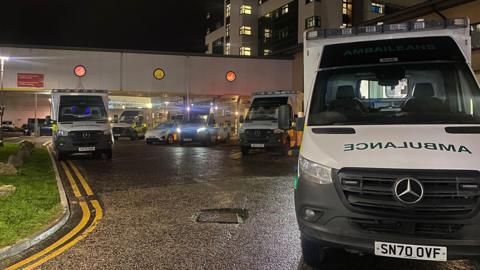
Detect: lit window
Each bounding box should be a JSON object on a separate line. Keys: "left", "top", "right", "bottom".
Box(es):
{"left": 240, "top": 47, "right": 251, "bottom": 56}
{"left": 263, "top": 49, "right": 272, "bottom": 56}
{"left": 226, "top": 24, "right": 231, "bottom": 37}
{"left": 342, "top": 0, "right": 352, "bottom": 27}
{"left": 265, "top": 12, "right": 271, "bottom": 18}
{"left": 225, "top": 43, "right": 231, "bottom": 55}
{"left": 240, "top": 26, "right": 252, "bottom": 36}
{"left": 225, "top": 4, "right": 231, "bottom": 17}
{"left": 371, "top": 2, "right": 384, "bottom": 14}
{"left": 281, "top": 4, "right": 288, "bottom": 14}
{"left": 240, "top": 5, "right": 252, "bottom": 15}
{"left": 264, "top": 29, "right": 272, "bottom": 38}
{"left": 305, "top": 16, "right": 320, "bottom": 29}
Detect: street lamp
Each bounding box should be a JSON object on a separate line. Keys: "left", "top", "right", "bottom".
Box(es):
{"left": 0, "top": 56, "right": 9, "bottom": 146}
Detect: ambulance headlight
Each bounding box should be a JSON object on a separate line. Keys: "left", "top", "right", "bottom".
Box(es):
{"left": 299, "top": 155, "right": 332, "bottom": 184}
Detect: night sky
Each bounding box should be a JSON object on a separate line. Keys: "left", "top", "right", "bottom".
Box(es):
{"left": 0, "top": 0, "right": 223, "bottom": 53}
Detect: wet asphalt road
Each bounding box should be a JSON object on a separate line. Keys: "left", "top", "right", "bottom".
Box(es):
{"left": 38, "top": 140, "right": 477, "bottom": 270}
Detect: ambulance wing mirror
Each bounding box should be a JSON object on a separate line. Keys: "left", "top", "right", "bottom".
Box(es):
{"left": 239, "top": 115, "right": 244, "bottom": 123}
{"left": 278, "top": 105, "right": 292, "bottom": 130}
{"left": 112, "top": 115, "right": 118, "bottom": 123}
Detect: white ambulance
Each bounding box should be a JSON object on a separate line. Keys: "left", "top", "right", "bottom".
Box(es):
{"left": 277, "top": 18, "right": 480, "bottom": 266}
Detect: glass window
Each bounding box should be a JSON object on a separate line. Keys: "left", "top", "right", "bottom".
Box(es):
{"left": 264, "top": 28, "right": 272, "bottom": 38}
{"left": 305, "top": 16, "right": 321, "bottom": 29}
{"left": 308, "top": 62, "right": 480, "bottom": 126}
{"left": 371, "top": 2, "right": 384, "bottom": 14}
{"left": 240, "top": 5, "right": 252, "bottom": 15}
{"left": 155, "top": 123, "right": 174, "bottom": 129}
{"left": 276, "top": 27, "right": 288, "bottom": 39}
{"left": 225, "top": 4, "right": 231, "bottom": 17}
{"left": 59, "top": 96, "right": 107, "bottom": 122}
{"left": 240, "top": 26, "right": 252, "bottom": 36}
{"left": 226, "top": 24, "right": 231, "bottom": 37}
{"left": 342, "top": 0, "right": 352, "bottom": 27}
{"left": 281, "top": 4, "right": 289, "bottom": 14}
{"left": 240, "top": 47, "right": 251, "bottom": 56}
{"left": 246, "top": 97, "right": 288, "bottom": 121}
{"left": 263, "top": 49, "right": 272, "bottom": 56}
{"left": 225, "top": 43, "right": 231, "bottom": 55}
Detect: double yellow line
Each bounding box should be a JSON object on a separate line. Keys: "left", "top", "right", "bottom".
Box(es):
{"left": 6, "top": 161, "right": 103, "bottom": 270}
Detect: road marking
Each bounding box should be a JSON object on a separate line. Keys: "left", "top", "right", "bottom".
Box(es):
{"left": 22, "top": 200, "right": 103, "bottom": 270}
{"left": 42, "top": 141, "right": 52, "bottom": 147}
{"left": 60, "top": 161, "right": 82, "bottom": 198}
{"left": 67, "top": 161, "right": 93, "bottom": 196}
{"left": 5, "top": 201, "right": 90, "bottom": 270}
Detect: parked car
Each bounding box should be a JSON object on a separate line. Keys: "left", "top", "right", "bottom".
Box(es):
{"left": 145, "top": 122, "right": 177, "bottom": 144}
{"left": 1, "top": 121, "right": 15, "bottom": 131}
{"left": 23, "top": 118, "right": 47, "bottom": 135}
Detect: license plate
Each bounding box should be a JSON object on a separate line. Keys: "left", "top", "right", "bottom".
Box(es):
{"left": 374, "top": 241, "right": 447, "bottom": 262}
{"left": 183, "top": 138, "right": 192, "bottom": 142}
{"left": 251, "top": 144, "right": 264, "bottom": 148}
{"left": 78, "top": 147, "right": 96, "bottom": 152}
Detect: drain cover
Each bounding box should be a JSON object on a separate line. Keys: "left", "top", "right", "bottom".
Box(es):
{"left": 195, "top": 208, "right": 248, "bottom": 224}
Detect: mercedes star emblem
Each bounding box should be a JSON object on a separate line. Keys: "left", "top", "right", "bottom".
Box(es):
{"left": 393, "top": 177, "right": 424, "bottom": 205}
{"left": 82, "top": 132, "right": 91, "bottom": 138}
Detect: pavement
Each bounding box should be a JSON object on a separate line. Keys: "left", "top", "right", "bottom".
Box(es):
{"left": 3, "top": 139, "right": 478, "bottom": 269}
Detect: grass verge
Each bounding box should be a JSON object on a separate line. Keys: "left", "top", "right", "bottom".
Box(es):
{"left": 0, "top": 143, "right": 61, "bottom": 248}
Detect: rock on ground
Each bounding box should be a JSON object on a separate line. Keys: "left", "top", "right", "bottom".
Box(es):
{"left": 0, "top": 185, "right": 16, "bottom": 197}
{"left": 0, "top": 162, "right": 17, "bottom": 175}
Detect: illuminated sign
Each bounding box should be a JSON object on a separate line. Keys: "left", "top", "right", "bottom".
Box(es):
{"left": 17, "top": 73, "right": 44, "bottom": 88}
{"left": 153, "top": 68, "right": 166, "bottom": 80}
{"left": 226, "top": 71, "right": 236, "bottom": 82}
{"left": 74, "top": 65, "right": 87, "bottom": 77}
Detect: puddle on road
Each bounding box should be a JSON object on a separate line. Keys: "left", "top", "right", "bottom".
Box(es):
{"left": 194, "top": 208, "right": 249, "bottom": 224}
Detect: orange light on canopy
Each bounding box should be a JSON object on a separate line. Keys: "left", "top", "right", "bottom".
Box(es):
{"left": 226, "top": 71, "right": 236, "bottom": 82}
{"left": 74, "top": 65, "right": 86, "bottom": 77}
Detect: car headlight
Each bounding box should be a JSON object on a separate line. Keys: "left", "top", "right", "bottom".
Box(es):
{"left": 176, "top": 127, "right": 181, "bottom": 134}
{"left": 197, "top": 127, "right": 207, "bottom": 133}
{"left": 273, "top": 129, "right": 284, "bottom": 134}
{"left": 57, "top": 130, "right": 69, "bottom": 137}
{"left": 298, "top": 155, "right": 332, "bottom": 184}
{"left": 103, "top": 130, "right": 112, "bottom": 136}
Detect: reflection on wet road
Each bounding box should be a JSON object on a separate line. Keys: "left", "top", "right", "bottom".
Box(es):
{"left": 39, "top": 140, "right": 476, "bottom": 269}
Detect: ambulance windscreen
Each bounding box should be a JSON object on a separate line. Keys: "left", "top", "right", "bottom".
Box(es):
{"left": 58, "top": 96, "right": 107, "bottom": 122}
{"left": 308, "top": 62, "right": 480, "bottom": 126}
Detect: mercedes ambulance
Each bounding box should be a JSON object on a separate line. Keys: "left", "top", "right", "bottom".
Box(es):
{"left": 239, "top": 91, "right": 303, "bottom": 155}
{"left": 281, "top": 18, "right": 480, "bottom": 267}
{"left": 51, "top": 89, "right": 113, "bottom": 160}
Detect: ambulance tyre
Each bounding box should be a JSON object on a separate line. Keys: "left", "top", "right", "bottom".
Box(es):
{"left": 241, "top": 146, "right": 250, "bottom": 155}
{"left": 301, "top": 236, "right": 326, "bottom": 268}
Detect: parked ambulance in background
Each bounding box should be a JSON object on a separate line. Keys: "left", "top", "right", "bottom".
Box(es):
{"left": 277, "top": 18, "right": 480, "bottom": 267}
{"left": 239, "top": 91, "right": 302, "bottom": 155}
{"left": 112, "top": 110, "right": 147, "bottom": 141}
{"left": 51, "top": 89, "right": 113, "bottom": 160}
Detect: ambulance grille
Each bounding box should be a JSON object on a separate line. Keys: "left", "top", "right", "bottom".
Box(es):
{"left": 336, "top": 168, "right": 480, "bottom": 219}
